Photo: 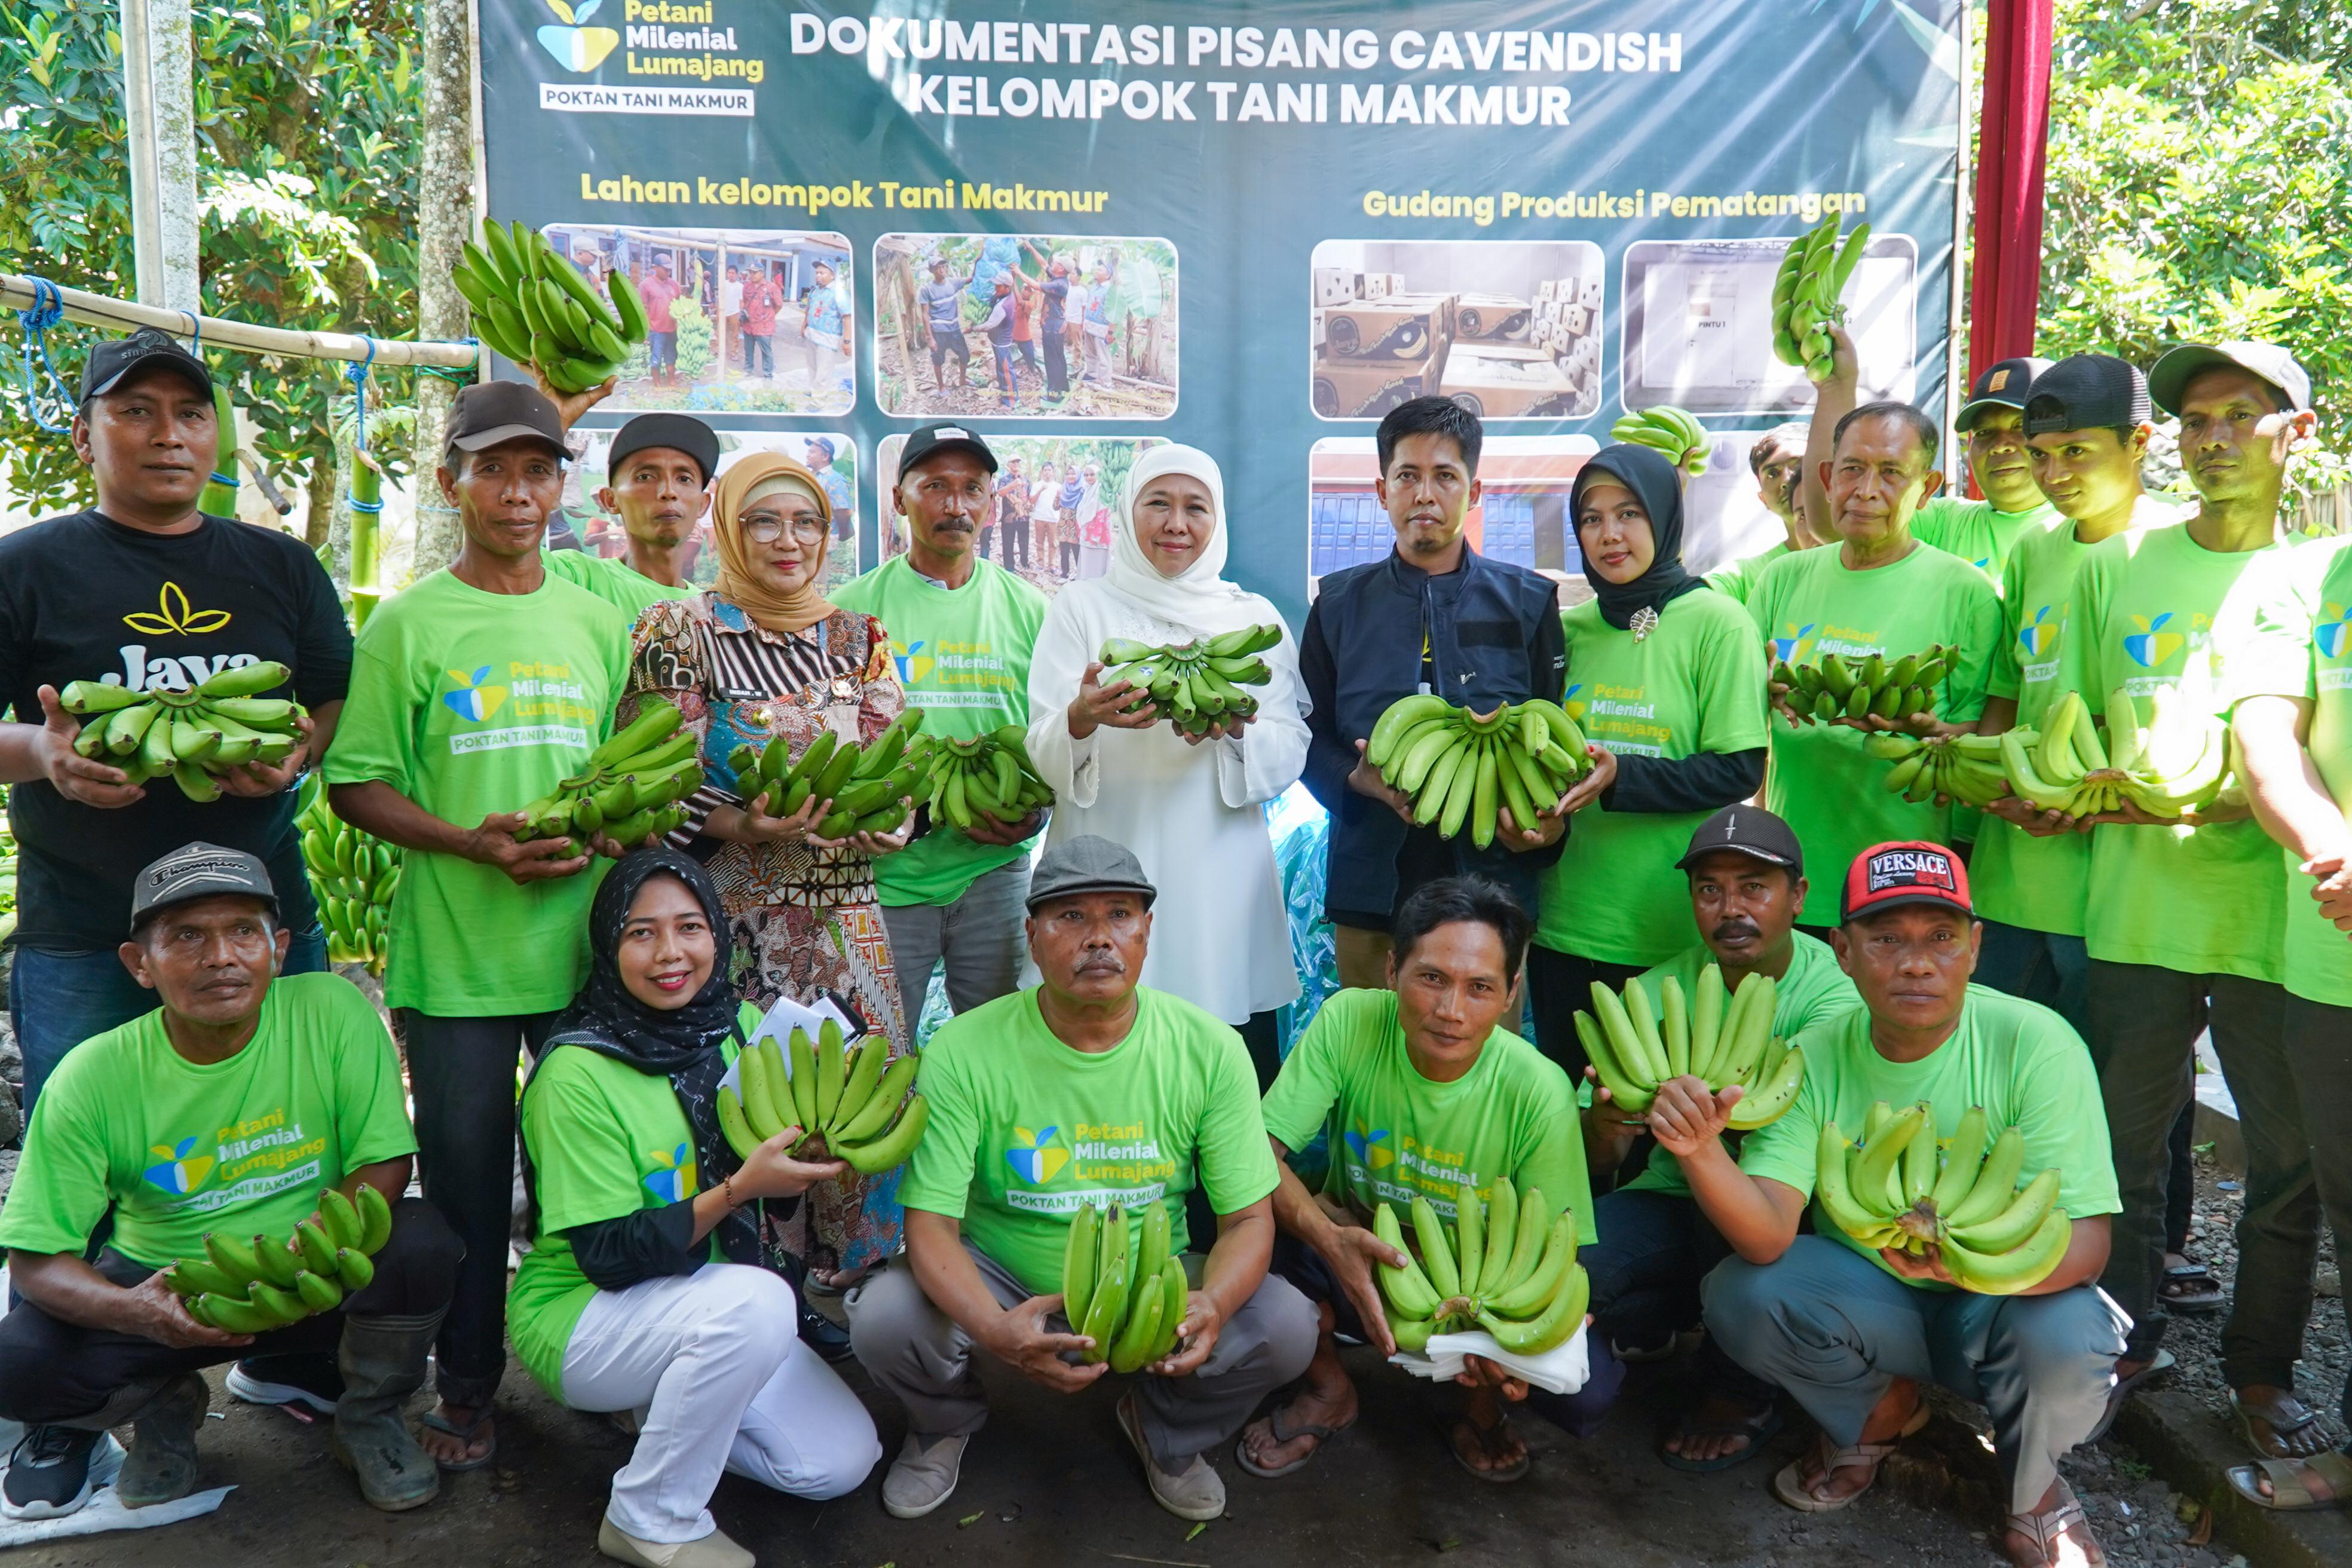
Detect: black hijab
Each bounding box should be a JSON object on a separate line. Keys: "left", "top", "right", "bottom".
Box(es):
{"left": 540, "top": 847, "right": 763, "bottom": 1264}
{"left": 1573, "top": 442, "right": 1705, "bottom": 633}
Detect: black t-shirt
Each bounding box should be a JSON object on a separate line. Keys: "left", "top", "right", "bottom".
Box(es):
{"left": 0, "top": 510, "right": 354, "bottom": 949}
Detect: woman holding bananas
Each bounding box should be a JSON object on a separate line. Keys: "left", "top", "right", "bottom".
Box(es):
{"left": 620, "top": 452, "right": 917, "bottom": 1296}
{"left": 1528, "top": 445, "right": 1770, "bottom": 1079}
{"left": 514, "top": 850, "right": 880, "bottom": 1568}
{"left": 1022, "top": 445, "right": 1309, "bottom": 1082}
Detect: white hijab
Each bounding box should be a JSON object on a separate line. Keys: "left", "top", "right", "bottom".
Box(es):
{"left": 1106, "top": 444, "right": 1264, "bottom": 636}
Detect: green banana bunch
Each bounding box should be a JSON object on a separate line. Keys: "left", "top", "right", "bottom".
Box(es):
{"left": 725, "top": 708, "right": 932, "bottom": 840}
{"left": 1771, "top": 212, "right": 1872, "bottom": 379}
{"left": 1771, "top": 645, "right": 1952, "bottom": 727}
{"left": 1814, "top": 1104, "right": 2071, "bottom": 1295}
{"left": 1572, "top": 968, "right": 1802, "bottom": 1127}
{"left": 904, "top": 725, "right": 1054, "bottom": 836}
{"left": 61, "top": 661, "right": 309, "bottom": 800}
{"left": 1365, "top": 694, "right": 1592, "bottom": 847}
{"left": 1062, "top": 1201, "right": 1190, "bottom": 1371}
{"left": 1609, "top": 405, "right": 1710, "bottom": 477}
{"left": 514, "top": 698, "right": 701, "bottom": 855}
{"left": 1374, "top": 1180, "right": 1588, "bottom": 1356}
{"left": 717, "top": 1018, "right": 930, "bottom": 1176}
{"left": 455, "top": 219, "right": 648, "bottom": 394}
{"left": 1999, "top": 688, "right": 2228, "bottom": 819}
{"left": 166, "top": 1183, "right": 396, "bottom": 1334}
{"left": 295, "top": 777, "right": 401, "bottom": 975}
{"left": 1098, "top": 621, "right": 1284, "bottom": 742}
{"left": 1866, "top": 730, "right": 2013, "bottom": 808}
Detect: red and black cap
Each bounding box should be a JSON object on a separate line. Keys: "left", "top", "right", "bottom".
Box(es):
{"left": 1840, "top": 841, "right": 1972, "bottom": 924}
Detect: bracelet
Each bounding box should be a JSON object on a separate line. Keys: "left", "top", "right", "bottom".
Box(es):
{"left": 723, "top": 1172, "right": 740, "bottom": 1209}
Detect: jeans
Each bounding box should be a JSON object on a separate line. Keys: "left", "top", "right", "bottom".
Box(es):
{"left": 397, "top": 1009, "right": 559, "bottom": 1407}
{"left": 647, "top": 330, "right": 677, "bottom": 371}
{"left": 991, "top": 344, "right": 1019, "bottom": 405}
{"left": 10, "top": 925, "right": 329, "bottom": 1113}
{"left": 877, "top": 858, "right": 1031, "bottom": 1039}
{"left": 2280, "top": 993, "right": 2352, "bottom": 1428}
{"left": 1042, "top": 332, "right": 1068, "bottom": 397}
{"left": 1524, "top": 945, "right": 1645, "bottom": 1083}
{"left": 927, "top": 327, "right": 969, "bottom": 375}
{"left": 1974, "top": 921, "right": 2090, "bottom": 1036}
{"left": 744, "top": 332, "right": 773, "bottom": 376}
{"left": 1580, "top": 1187, "right": 1778, "bottom": 1408}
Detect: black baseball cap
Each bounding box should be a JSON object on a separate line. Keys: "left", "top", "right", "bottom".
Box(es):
{"left": 1840, "top": 841, "right": 1972, "bottom": 924}
{"left": 1025, "top": 835, "right": 1157, "bottom": 911}
{"left": 2148, "top": 341, "right": 2311, "bottom": 417}
{"left": 896, "top": 422, "right": 997, "bottom": 480}
{"left": 79, "top": 328, "right": 212, "bottom": 403}
{"left": 1955, "top": 357, "right": 2053, "bottom": 431}
{"left": 1676, "top": 805, "right": 1803, "bottom": 880}
{"left": 2023, "top": 354, "right": 2151, "bottom": 437}
{"left": 608, "top": 413, "right": 719, "bottom": 486}
{"left": 130, "top": 842, "right": 279, "bottom": 934}
{"left": 446, "top": 381, "right": 568, "bottom": 461}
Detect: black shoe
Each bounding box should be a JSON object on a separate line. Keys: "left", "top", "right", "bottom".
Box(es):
{"left": 1, "top": 1426, "right": 103, "bottom": 1520}
{"left": 800, "top": 1302, "right": 856, "bottom": 1363}
{"left": 118, "top": 1373, "right": 207, "bottom": 1508}
{"left": 228, "top": 1353, "right": 346, "bottom": 1415}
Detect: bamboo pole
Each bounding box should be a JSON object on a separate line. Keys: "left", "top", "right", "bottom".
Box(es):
{"left": 0, "top": 274, "right": 479, "bottom": 370}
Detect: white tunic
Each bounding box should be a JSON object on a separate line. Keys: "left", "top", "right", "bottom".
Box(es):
{"left": 1023, "top": 578, "right": 1309, "bottom": 1024}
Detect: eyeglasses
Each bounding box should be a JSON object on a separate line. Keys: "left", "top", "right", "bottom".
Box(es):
{"left": 742, "top": 516, "right": 827, "bottom": 544}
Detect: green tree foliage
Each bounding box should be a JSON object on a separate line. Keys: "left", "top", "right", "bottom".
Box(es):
{"left": 0, "top": 0, "right": 420, "bottom": 523}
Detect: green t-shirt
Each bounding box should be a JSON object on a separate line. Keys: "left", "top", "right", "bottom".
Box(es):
{"left": 1705, "top": 541, "right": 1791, "bottom": 607}
{"left": 898, "top": 985, "right": 1279, "bottom": 1296}
{"left": 0, "top": 975, "right": 416, "bottom": 1270}
{"left": 831, "top": 556, "right": 1048, "bottom": 907}
{"left": 1737, "top": 985, "right": 2121, "bottom": 1287}
{"left": 542, "top": 547, "right": 693, "bottom": 624}
{"left": 1258, "top": 988, "right": 1594, "bottom": 1245}
{"left": 324, "top": 568, "right": 630, "bottom": 1014}
{"left": 2234, "top": 535, "right": 2352, "bottom": 1005}
{"left": 510, "top": 1041, "right": 722, "bottom": 1396}
{"left": 1621, "top": 932, "right": 1864, "bottom": 1198}
{"left": 1537, "top": 589, "right": 1769, "bottom": 964}
{"left": 2056, "top": 523, "right": 2288, "bottom": 981}
{"left": 1748, "top": 543, "right": 2004, "bottom": 925}
{"left": 1911, "top": 495, "right": 2060, "bottom": 584}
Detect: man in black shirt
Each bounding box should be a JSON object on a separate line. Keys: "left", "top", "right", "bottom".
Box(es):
{"left": 0, "top": 330, "right": 351, "bottom": 1113}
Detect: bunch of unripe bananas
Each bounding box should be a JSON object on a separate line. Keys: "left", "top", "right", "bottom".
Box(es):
{"left": 1772, "top": 647, "right": 1954, "bottom": 725}
{"left": 1062, "top": 1201, "right": 1191, "bottom": 1372}
{"left": 1573, "top": 969, "right": 1803, "bottom": 1128}
{"left": 296, "top": 783, "right": 399, "bottom": 975}
{"left": 1815, "top": 1103, "right": 2071, "bottom": 1296}
{"left": 456, "top": 219, "right": 649, "bottom": 394}
{"left": 1772, "top": 212, "right": 1872, "bottom": 380}
{"left": 729, "top": 708, "right": 930, "bottom": 841}
{"left": 1866, "top": 730, "right": 2013, "bottom": 808}
{"left": 1098, "top": 623, "right": 1283, "bottom": 742}
{"left": 2001, "top": 690, "right": 2228, "bottom": 819}
{"left": 1609, "top": 405, "right": 1711, "bottom": 477}
{"left": 164, "top": 1183, "right": 394, "bottom": 1333}
{"left": 516, "top": 699, "right": 700, "bottom": 854}
{"left": 1366, "top": 695, "right": 1591, "bottom": 847}
{"left": 718, "top": 1018, "right": 929, "bottom": 1177}
{"left": 62, "top": 662, "right": 307, "bottom": 800}
{"left": 914, "top": 726, "right": 1054, "bottom": 835}
{"left": 1374, "top": 1180, "right": 1587, "bottom": 1356}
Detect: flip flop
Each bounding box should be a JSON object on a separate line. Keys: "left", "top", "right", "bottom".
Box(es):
{"left": 1768, "top": 1400, "right": 1930, "bottom": 1512}
{"left": 2230, "top": 1388, "right": 2332, "bottom": 1461}
{"left": 1445, "top": 1410, "right": 1529, "bottom": 1484}
{"left": 2157, "top": 1263, "right": 2225, "bottom": 1313}
{"left": 419, "top": 1407, "right": 498, "bottom": 1472}
{"left": 2084, "top": 1349, "right": 2174, "bottom": 1445}
{"left": 2226, "top": 1450, "right": 2352, "bottom": 1511}
{"left": 1658, "top": 1401, "right": 1785, "bottom": 1474}
{"left": 1233, "top": 1402, "right": 1355, "bottom": 1479}
{"left": 2004, "top": 1479, "right": 2099, "bottom": 1564}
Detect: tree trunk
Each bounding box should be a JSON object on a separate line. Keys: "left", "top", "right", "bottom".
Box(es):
{"left": 410, "top": 0, "right": 475, "bottom": 574}
{"left": 304, "top": 447, "right": 334, "bottom": 551}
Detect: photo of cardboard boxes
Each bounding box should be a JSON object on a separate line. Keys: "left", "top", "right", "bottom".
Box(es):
{"left": 1312, "top": 296, "right": 1454, "bottom": 418}
{"left": 1321, "top": 293, "right": 1452, "bottom": 360}
{"left": 1454, "top": 293, "right": 1533, "bottom": 343}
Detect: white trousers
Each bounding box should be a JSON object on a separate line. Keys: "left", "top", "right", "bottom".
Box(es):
{"left": 560, "top": 1263, "right": 882, "bottom": 1544}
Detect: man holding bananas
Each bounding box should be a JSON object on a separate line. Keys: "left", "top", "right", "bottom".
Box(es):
{"left": 1679, "top": 844, "right": 2124, "bottom": 1565}
{"left": 0, "top": 846, "right": 461, "bottom": 1520}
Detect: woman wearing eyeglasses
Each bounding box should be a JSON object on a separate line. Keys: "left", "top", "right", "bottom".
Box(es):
{"left": 618, "top": 452, "right": 915, "bottom": 1324}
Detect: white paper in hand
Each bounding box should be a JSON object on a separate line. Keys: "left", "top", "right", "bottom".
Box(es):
{"left": 1387, "top": 1321, "right": 1590, "bottom": 1396}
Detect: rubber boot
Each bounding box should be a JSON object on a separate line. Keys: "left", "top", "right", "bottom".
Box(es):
{"left": 332, "top": 1309, "right": 445, "bottom": 1511}
{"left": 115, "top": 1372, "right": 208, "bottom": 1508}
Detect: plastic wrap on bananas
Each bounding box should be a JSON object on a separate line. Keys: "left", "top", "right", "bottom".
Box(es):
{"left": 1771, "top": 646, "right": 1952, "bottom": 728}
{"left": 1770, "top": 212, "right": 1872, "bottom": 380}
{"left": 1366, "top": 694, "right": 1591, "bottom": 847}
{"left": 1998, "top": 688, "right": 2229, "bottom": 819}
{"left": 1814, "top": 1104, "right": 2070, "bottom": 1295}
{"left": 455, "top": 219, "right": 649, "bottom": 394}
{"left": 717, "top": 1017, "right": 930, "bottom": 1177}
{"left": 165, "top": 1183, "right": 396, "bottom": 1334}
{"left": 1572, "top": 967, "right": 1802, "bottom": 1126}
{"left": 513, "top": 698, "right": 702, "bottom": 855}
{"left": 1609, "top": 405, "right": 1711, "bottom": 477}
{"left": 296, "top": 777, "right": 402, "bottom": 975}
{"left": 1372, "top": 1180, "right": 1588, "bottom": 1355}
{"left": 1098, "top": 622, "right": 1283, "bottom": 741}
{"left": 724, "top": 708, "right": 934, "bottom": 841}
{"left": 60, "top": 660, "right": 308, "bottom": 801}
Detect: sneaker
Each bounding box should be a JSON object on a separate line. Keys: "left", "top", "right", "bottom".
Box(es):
{"left": 228, "top": 1354, "right": 346, "bottom": 1415}
{"left": 881, "top": 1432, "right": 967, "bottom": 1519}
{"left": 1116, "top": 1392, "right": 1225, "bottom": 1521}
{"left": 1, "top": 1426, "right": 117, "bottom": 1520}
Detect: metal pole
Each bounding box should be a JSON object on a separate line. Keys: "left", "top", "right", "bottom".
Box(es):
{"left": 117, "top": 0, "right": 201, "bottom": 315}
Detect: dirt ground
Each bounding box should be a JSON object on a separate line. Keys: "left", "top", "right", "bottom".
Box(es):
{"left": 874, "top": 334, "right": 1174, "bottom": 421}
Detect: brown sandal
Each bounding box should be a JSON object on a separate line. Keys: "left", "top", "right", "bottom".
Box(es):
{"left": 2227, "top": 1450, "right": 2352, "bottom": 1511}
{"left": 1769, "top": 1400, "right": 1930, "bottom": 1513}
{"left": 2004, "top": 1480, "right": 2104, "bottom": 1566}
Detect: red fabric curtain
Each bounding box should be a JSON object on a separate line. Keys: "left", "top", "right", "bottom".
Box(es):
{"left": 1967, "top": 0, "right": 2056, "bottom": 381}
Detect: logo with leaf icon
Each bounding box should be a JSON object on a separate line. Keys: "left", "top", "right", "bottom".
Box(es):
{"left": 122, "top": 583, "right": 231, "bottom": 637}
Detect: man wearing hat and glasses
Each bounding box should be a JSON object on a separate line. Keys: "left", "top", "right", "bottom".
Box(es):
{"left": 0, "top": 844, "right": 460, "bottom": 1520}
{"left": 848, "top": 835, "right": 1316, "bottom": 1525}
{"left": 541, "top": 413, "right": 721, "bottom": 621}
{"left": 0, "top": 329, "right": 352, "bottom": 1113}
{"left": 324, "top": 379, "right": 632, "bottom": 1471}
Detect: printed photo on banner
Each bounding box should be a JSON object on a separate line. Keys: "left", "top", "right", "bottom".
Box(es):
{"left": 523, "top": 223, "right": 855, "bottom": 415}
{"left": 878, "top": 431, "right": 1165, "bottom": 598}
{"left": 1307, "top": 436, "right": 1597, "bottom": 604}
{"left": 1618, "top": 232, "right": 1918, "bottom": 416}
{"left": 555, "top": 428, "right": 860, "bottom": 588}
{"left": 872, "top": 232, "right": 1178, "bottom": 421}
{"left": 1680, "top": 427, "right": 1803, "bottom": 579}
{"left": 1310, "top": 239, "right": 1604, "bottom": 421}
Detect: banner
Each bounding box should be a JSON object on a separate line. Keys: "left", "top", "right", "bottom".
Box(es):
{"left": 477, "top": 0, "right": 1965, "bottom": 624}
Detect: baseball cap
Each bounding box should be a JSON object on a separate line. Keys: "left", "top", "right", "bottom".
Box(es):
{"left": 446, "top": 381, "right": 568, "bottom": 461}
{"left": 129, "top": 842, "right": 279, "bottom": 934}
{"left": 1955, "top": 357, "right": 2053, "bottom": 431}
{"left": 1025, "top": 835, "right": 1157, "bottom": 912}
{"left": 79, "top": 328, "right": 212, "bottom": 403}
{"left": 1676, "top": 805, "right": 1803, "bottom": 879}
{"left": 2148, "top": 341, "right": 2311, "bottom": 416}
{"left": 2023, "top": 354, "right": 2152, "bottom": 436}
{"left": 896, "top": 422, "right": 997, "bottom": 480}
{"left": 607, "top": 412, "right": 719, "bottom": 486}
{"left": 1839, "top": 841, "right": 1973, "bottom": 924}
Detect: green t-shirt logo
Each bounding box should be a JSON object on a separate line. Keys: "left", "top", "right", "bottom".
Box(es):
{"left": 442, "top": 664, "right": 510, "bottom": 722}
{"left": 2124, "top": 612, "right": 2186, "bottom": 669}
{"left": 1005, "top": 1125, "right": 1069, "bottom": 1184}
{"left": 2017, "top": 604, "right": 2060, "bottom": 663}
{"left": 2319, "top": 602, "right": 2350, "bottom": 662}
{"left": 1771, "top": 621, "right": 1817, "bottom": 663}
{"left": 643, "top": 1142, "right": 696, "bottom": 1204}
{"left": 1343, "top": 1120, "right": 1394, "bottom": 1170}
{"left": 143, "top": 1135, "right": 215, "bottom": 1196}
{"left": 890, "top": 638, "right": 933, "bottom": 686}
